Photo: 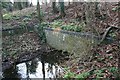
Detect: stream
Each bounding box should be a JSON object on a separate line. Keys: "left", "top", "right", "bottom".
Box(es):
{"left": 2, "top": 51, "right": 69, "bottom": 79}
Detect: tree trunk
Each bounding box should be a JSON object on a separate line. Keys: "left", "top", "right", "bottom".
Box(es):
{"left": 59, "top": 0, "right": 66, "bottom": 17}
{"left": 30, "top": 0, "right": 33, "bottom": 7}
{"left": 0, "top": 1, "right": 3, "bottom": 21}
{"left": 52, "top": 0, "right": 58, "bottom": 14}
{"left": 22, "top": 2, "right": 29, "bottom": 8}
{"left": 25, "top": 1, "right": 29, "bottom": 8}
{"left": 18, "top": 2, "right": 22, "bottom": 10}
{"left": 14, "top": 1, "right": 23, "bottom": 10}
{"left": 0, "top": 1, "right": 2, "bottom": 52}
{"left": 45, "top": 0, "right": 47, "bottom": 6}
{"left": 37, "top": 0, "right": 42, "bottom": 22}
{"left": 68, "top": 1, "right": 70, "bottom": 5}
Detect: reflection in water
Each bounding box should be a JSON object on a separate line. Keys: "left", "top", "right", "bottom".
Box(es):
{"left": 2, "top": 51, "right": 69, "bottom": 79}
{"left": 27, "top": 58, "right": 38, "bottom": 74}
{"left": 41, "top": 54, "right": 45, "bottom": 80}
{"left": 17, "top": 63, "right": 27, "bottom": 78}
{"left": 17, "top": 59, "right": 62, "bottom": 79}
{"left": 42, "top": 61, "right": 45, "bottom": 80}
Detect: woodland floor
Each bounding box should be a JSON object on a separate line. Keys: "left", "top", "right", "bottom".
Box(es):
{"left": 2, "top": 3, "right": 120, "bottom": 78}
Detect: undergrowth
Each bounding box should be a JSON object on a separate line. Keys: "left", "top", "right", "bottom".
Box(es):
{"left": 41, "top": 20, "right": 86, "bottom": 32}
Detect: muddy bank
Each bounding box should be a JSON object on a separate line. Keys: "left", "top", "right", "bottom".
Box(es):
{"left": 2, "top": 44, "right": 69, "bottom": 72}
{"left": 2, "top": 48, "right": 47, "bottom": 71}
{"left": 2, "top": 31, "right": 51, "bottom": 71}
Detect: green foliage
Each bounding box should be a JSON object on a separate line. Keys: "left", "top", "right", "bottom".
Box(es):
{"left": 3, "top": 13, "right": 12, "bottom": 20}
{"left": 108, "top": 67, "right": 118, "bottom": 77}
{"left": 64, "top": 70, "right": 90, "bottom": 79}
{"left": 94, "top": 70, "right": 104, "bottom": 78}
{"left": 34, "top": 24, "right": 46, "bottom": 43}
{"left": 12, "top": 15, "right": 20, "bottom": 20}
{"left": 3, "top": 13, "right": 21, "bottom": 20}
{"left": 64, "top": 69, "right": 75, "bottom": 78}
{"left": 37, "top": 10, "right": 44, "bottom": 22}
{"left": 41, "top": 22, "right": 49, "bottom": 28}
{"left": 50, "top": 20, "right": 63, "bottom": 28}
{"left": 40, "top": 9, "right": 44, "bottom": 17}
{"left": 23, "top": 17, "right": 32, "bottom": 22}
{"left": 75, "top": 71, "right": 90, "bottom": 79}
{"left": 1, "top": 2, "right": 13, "bottom": 11}
{"left": 109, "top": 32, "right": 117, "bottom": 38}
{"left": 108, "top": 67, "right": 117, "bottom": 72}
{"left": 63, "top": 67, "right": 118, "bottom": 79}
{"left": 50, "top": 20, "right": 86, "bottom": 32}
{"left": 34, "top": 22, "right": 48, "bottom": 43}
{"left": 63, "top": 67, "right": 90, "bottom": 79}
{"left": 112, "top": 6, "right": 120, "bottom": 11}
{"left": 20, "top": 22, "right": 26, "bottom": 28}
{"left": 93, "top": 67, "right": 118, "bottom": 78}
{"left": 64, "top": 72, "right": 75, "bottom": 78}
{"left": 3, "top": 47, "right": 19, "bottom": 59}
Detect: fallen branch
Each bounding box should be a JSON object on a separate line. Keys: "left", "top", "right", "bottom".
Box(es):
{"left": 100, "top": 26, "right": 112, "bottom": 43}
{"left": 100, "top": 25, "right": 120, "bottom": 43}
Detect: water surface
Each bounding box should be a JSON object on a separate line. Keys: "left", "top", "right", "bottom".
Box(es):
{"left": 2, "top": 51, "right": 69, "bottom": 79}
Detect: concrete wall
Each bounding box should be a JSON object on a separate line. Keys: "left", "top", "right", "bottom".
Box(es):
{"left": 45, "top": 28, "right": 98, "bottom": 58}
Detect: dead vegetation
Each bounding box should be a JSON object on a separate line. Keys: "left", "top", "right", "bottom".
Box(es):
{"left": 2, "top": 2, "right": 120, "bottom": 79}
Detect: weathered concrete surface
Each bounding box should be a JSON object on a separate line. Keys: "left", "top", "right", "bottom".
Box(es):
{"left": 45, "top": 28, "right": 98, "bottom": 58}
